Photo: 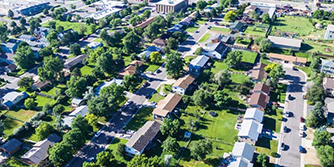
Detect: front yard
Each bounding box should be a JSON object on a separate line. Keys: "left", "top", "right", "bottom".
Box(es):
{"left": 198, "top": 33, "right": 211, "bottom": 43}
{"left": 123, "top": 107, "right": 154, "bottom": 131}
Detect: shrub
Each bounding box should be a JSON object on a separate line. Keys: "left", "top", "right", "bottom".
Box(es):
{"left": 270, "top": 152, "right": 278, "bottom": 157}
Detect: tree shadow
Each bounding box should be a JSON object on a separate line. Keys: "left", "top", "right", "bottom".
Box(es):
{"left": 263, "top": 116, "right": 276, "bottom": 132}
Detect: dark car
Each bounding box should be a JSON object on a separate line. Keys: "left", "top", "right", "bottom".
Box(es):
{"left": 143, "top": 82, "right": 149, "bottom": 87}
{"left": 156, "top": 69, "right": 162, "bottom": 73}
{"left": 280, "top": 143, "right": 286, "bottom": 150}
{"left": 300, "top": 117, "right": 305, "bottom": 123}
{"left": 299, "top": 145, "right": 306, "bottom": 153}
{"left": 284, "top": 126, "right": 288, "bottom": 133}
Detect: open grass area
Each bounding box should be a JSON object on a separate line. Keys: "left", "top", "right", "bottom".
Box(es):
{"left": 196, "top": 19, "right": 207, "bottom": 25}
{"left": 241, "top": 51, "right": 258, "bottom": 64}
{"left": 211, "top": 61, "right": 229, "bottom": 74}
{"left": 270, "top": 84, "right": 287, "bottom": 104}
{"left": 80, "top": 64, "right": 95, "bottom": 76}
{"left": 3, "top": 118, "right": 23, "bottom": 137}
{"left": 231, "top": 74, "right": 250, "bottom": 84}
{"left": 4, "top": 157, "right": 27, "bottom": 167}
{"left": 42, "top": 20, "right": 95, "bottom": 35}
{"left": 35, "top": 96, "right": 57, "bottom": 108}
{"left": 144, "top": 63, "right": 161, "bottom": 73}
{"left": 255, "top": 137, "right": 278, "bottom": 155}
{"left": 301, "top": 40, "right": 334, "bottom": 55}
{"left": 186, "top": 26, "right": 199, "bottom": 33}
{"left": 148, "top": 87, "right": 165, "bottom": 103}
{"left": 5, "top": 110, "right": 37, "bottom": 122}
{"left": 244, "top": 26, "right": 267, "bottom": 37}
{"left": 198, "top": 33, "right": 211, "bottom": 43}
{"left": 184, "top": 56, "right": 196, "bottom": 64}
{"left": 263, "top": 109, "right": 283, "bottom": 133}
{"left": 41, "top": 84, "right": 66, "bottom": 97}
{"left": 296, "top": 66, "right": 312, "bottom": 77}
{"left": 271, "top": 16, "right": 315, "bottom": 36}
{"left": 235, "top": 37, "right": 251, "bottom": 46}
{"left": 107, "top": 138, "right": 128, "bottom": 163}
{"left": 210, "top": 27, "right": 231, "bottom": 34}
{"left": 124, "top": 107, "right": 154, "bottom": 131}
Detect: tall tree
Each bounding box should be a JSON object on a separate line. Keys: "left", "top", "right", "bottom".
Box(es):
{"left": 150, "top": 51, "right": 161, "bottom": 64}
{"left": 123, "top": 31, "right": 141, "bottom": 54}
{"left": 256, "top": 153, "right": 268, "bottom": 167}
{"left": 123, "top": 75, "right": 140, "bottom": 92}
{"left": 214, "top": 70, "right": 231, "bottom": 87}
{"left": 49, "top": 142, "right": 73, "bottom": 166}
{"left": 190, "top": 139, "right": 213, "bottom": 161}
{"left": 316, "top": 145, "right": 334, "bottom": 167}
{"left": 71, "top": 115, "right": 92, "bottom": 136}
{"left": 65, "top": 76, "right": 88, "bottom": 97}
{"left": 262, "top": 13, "right": 271, "bottom": 24}
{"left": 224, "top": 10, "right": 237, "bottom": 22}
{"left": 160, "top": 118, "right": 181, "bottom": 137}
{"left": 38, "top": 56, "right": 64, "bottom": 83}
{"left": 8, "top": 10, "right": 14, "bottom": 19}
{"left": 63, "top": 128, "right": 86, "bottom": 150}
{"left": 214, "top": 90, "right": 232, "bottom": 109}
{"left": 69, "top": 43, "right": 81, "bottom": 56}
{"left": 165, "top": 52, "right": 183, "bottom": 78}
{"left": 192, "top": 89, "right": 210, "bottom": 108}
{"left": 312, "top": 129, "right": 332, "bottom": 147}
{"left": 96, "top": 52, "right": 117, "bottom": 76}
{"left": 18, "top": 77, "right": 34, "bottom": 90}
{"left": 162, "top": 137, "right": 180, "bottom": 152}
{"left": 224, "top": 51, "right": 242, "bottom": 68}
{"left": 128, "top": 155, "right": 163, "bottom": 167}
{"left": 14, "top": 45, "right": 35, "bottom": 69}
{"left": 36, "top": 122, "right": 55, "bottom": 140}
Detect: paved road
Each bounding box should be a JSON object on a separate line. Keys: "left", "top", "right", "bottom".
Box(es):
{"left": 178, "top": 24, "right": 209, "bottom": 57}
{"left": 66, "top": 67, "right": 168, "bottom": 167}
{"left": 277, "top": 65, "right": 306, "bottom": 167}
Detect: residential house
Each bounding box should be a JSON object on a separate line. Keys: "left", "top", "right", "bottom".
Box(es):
{"left": 4, "top": 64, "right": 17, "bottom": 73}
{"left": 320, "top": 59, "right": 334, "bottom": 75}
{"left": 203, "top": 42, "right": 229, "bottom": 60}
{"left": 252, "top": 83, "right": 270, "bottom": 95}
{"left": 1, "top": 42, "right": 19, "bottom": 53}
{"left": 230, "top": 21, "right": 245, "bottom": 33}
{"left": 167, "top": 24, "right": 183, "bottom": 33}
{"left": 268, "top": 53, "right": 307, "bottom": 66}
{"left": 243, "top": 5, "right": 260, "bottom": 15}
{"left": 325, "top": 25, "right": 334, "bottom": 39}
{"left": 189, "top": 55, "right": 209, "bottom": 75}
{"left": 244, "top": 108, "right": 264, "bottom": 123}
{"left": 0, "top": 139, "right": 22, "bottom": 155}
{"left": 230, "top": 142, "right": 255, "bottom": 166}
{"left": 153, "top": 38, "right": 167, "bottom": 47}
{"left": 125, "top": 121, "right": 161, "bottom": 156}
{"left": 172, "top": 74, "right": 196, "bottom": 95}
{"left": 1, "top": 91, "right": 28, "bottom": 109}
{"left": 71, "top": 98, "right": 86, "bottom": 108}
{"left": 87, "top": 42, "right": 103, "bottom": 49}
{"left": 251, "top": 63, "right": 267, "bottom": 82}
{"left": 21, "top": 134, "right": 61, "bottom": 165}
{"left": 58, "top": 29, "right": 78, "bottom": 40}
{"left": 118, "top": 60, "right": 143, "bottom": 77}
{"left": 153, "top": 93, "right": 182, "bottom": 120}
{"left": 249, "top": 92, "right": 269, "bottom": 110}
{"left": 63, "top": 105, "right": 89, "bottom": 127}
{"left": 94, "top": 78, "right": 124, "bottom": 95}
{"left": 238, "top": 119, "right": 263, "bottom": 145}
{"left": 211, "top": 34, "right": 223, "bottom": 43}
{"left": 139, "top": 46, "right": 162, "bottom": 59}
{"left": 268, "top": 36, "right": 302, "bottom": 51}
{"left": 325, "top": 98, "right": 334, "bottom": 124}
{"left": 31, "top": 80, "right": 51, "bottom": 91}
{"left": 63, "top": 54, "right": 88, "bottom": 73}
{"left": 324, "top": 77, "right": 334, "bottom": 96}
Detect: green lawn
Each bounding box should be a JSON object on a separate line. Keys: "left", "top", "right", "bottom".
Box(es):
{"left": 42, "top": 20, "right": 95, "bottom": 35}
{"left": 271, "top": 16, "right": 315, "bottom": 36}
{"left": 210, "top": 27, "right": 231, "bottom": 34}
{"left": 235, "top": 37, "right": 251, "bottom": 46}
{"left": 80, "top": 64, "right": 95, "bottom": 76}
{"left": 198, "top": 33, "right": 211, "bottom": 43}
{"left": 263, "top": 109, "right": 283, "bottom": 133}
{"left": 241, "top": 51, "right": 258, "bottom": 64}
{"left": 5, "top": 110, "right": 37, "bottom": 122}
{"left": 144, "top": 63, "right": 161, "bottom": 73}
{"left": 3, "top": 118, "right": 23, "bottom": 137}
{"left": 301, "top": 40, "right": 334, "bottom": 55}
{"left": 211, "top": 61, "right": 229, "bottom": 74}
{"left": 255, "top": 137, "right": 278, "bottom": 155}
{"left": 184, "top": 56, "right": 196, "bottom": 64}
{"left": 35, "top": 96, "right": 57, "bottom": 108}
{"left": 231, "top": 74, "right": 250, "bottom": 84}
{"left": 244, "top": 26, "right": 267, "bottom": 37}
{"left": 93, "top": 38, "right": 103, "bottom": 42}
{"left": 124, "top": 107, "right": 154, "bottom": 131}
{"left": 296, "top": 66, "right": 311, "bottom": 77}
{"left": 196, "top": 19, "right": 207, "bottom": 25}
{"left": 107, "top": 138, "right": 128, "bottom": 163}
{"left": 270, "top": 84, "right": 287, "bottom": 104}
{"left": 186, "top": 26, "right": 199, "bottom": 33}
{"left": 148, "top": 87, "right": 165, "bottom": 103}
{"left": 41, "top": 84, "right": 66, "bottom": 97}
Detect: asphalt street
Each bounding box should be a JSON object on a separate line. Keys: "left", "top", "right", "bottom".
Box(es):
{"left": 66, "top": 67, "right": 167, "bottom": 167}
{"left": 278, "top": 65, "right": 306, "bottom": 167}
{"left": 178, "top": 24, "right": 209, "bottom": 57}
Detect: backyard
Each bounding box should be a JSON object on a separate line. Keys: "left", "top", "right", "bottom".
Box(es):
{"left": 270, "top": 16, "right": 315, "bottom": 37}
{"left": 244, "top": 26, "right": 267, "bottom": 37}
{"left": 42, "top": 20, "right": 95, "bottom": 35}
{"left": 210, "top": 27, "right": 231, "bottom": 34}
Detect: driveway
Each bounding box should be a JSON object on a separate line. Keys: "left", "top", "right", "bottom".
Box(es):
{"left": 66, "top": 67, "right": 168, "bottom": 167}
{"left": 277, "top": 64, "right": 307, "bottom": 167}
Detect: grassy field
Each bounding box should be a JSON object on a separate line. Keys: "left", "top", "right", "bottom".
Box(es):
{"left": 148, "top": 86, "right": 165, "bottom": 103}
{"left": 107, "top": 138, "right": 128, "bottom": 163}
{"left": 124, "top": 107, "right": 154, "bottom": 131}
{"left": 235, "top": 37, "right": 251, "bottom": 46}
{"left": 5, "top": 110, "right": 37, "bottom": 122}
{"left": 3, "top": 118, "right": 23, "bottom": 137}
{"left": 271, "top": 16, "right": 314, "bottom": 36}
{"left": 210, "top": 61, "right": 229, "bottom": 74}
{"left": 144, "top": 63, "right": 161, "bottom": 73}
{"left": 241, "top": 51, "right": 258, "bottom": 64}
{"left": 210, "top": 27, "right": 231, "bottom": 34}
{"left": 255, "top": 137, "right": 278, "bottom": 155}
{"left": 198, "top": 33, "right": 211, "bottom": 43}
{"left": 80, "top": 64, "right": 95, "bottom": 76}
{"left": 231, "top": 74, "right": 250, "bottom": 84}
{"left": 35, "top": 96, "right": 57, "bottom": 108}
{"left": 296, "top": 66, "right": 312, "bottom": 77}
{"left": 42, "top": 20, "right": 95, "bottom": 35}
{"left": 186, "top": 26, "right": 199, "bottom": 33}
{"left": 263, "top": 109, "right": 283, "bottom": 133}
{"left": 244, "top": 26, "right": 267, "bottom": 37}
{"left": 302, "top": 40, "right": 334, "bottom": 55}
{"left": 41, "top": 84, "right": 66, "bottom": 97}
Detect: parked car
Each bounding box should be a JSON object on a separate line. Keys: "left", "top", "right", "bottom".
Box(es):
{"left": 156, "top": 69, "right": 162, "bottom": 73}
{"left": 285, "top": 111, "right": 291, "bottom": 117}
{"left": 280, "top": 143, "right": 286, "bottom": 150}
{"left": 283, "top": 126, "right": 288, "bottom": 133}
{"left": 300, "top": 124, "right": 305, "bottom": 131}
{"left": 288, "top": 94, "right": 292, "bottom": 100}
{"left": 87, "top": 157, "right": 96, "bottom": 162}
{"left": 195, "top": 30, "right": 199, "bottom": 33}
{"left": 207, "top": 26, "right": 212, "bottom": 29}
{"left": 302, "top": 94, "right": 306, "bottom": 99}
{"left": 299, "top": 145, "right": 306, "bottom": 153}
{"left": 300, "top": 117, "right": 305, "bottom": 123}
{"left": 299, "top": 131, "right": 304, "bottom": 137}
{"left": 143, "top": 82, "right": 149, "bottom": 87}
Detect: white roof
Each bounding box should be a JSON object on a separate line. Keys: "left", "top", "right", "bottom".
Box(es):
{"left": 3, "top": 91, "right": 25, "bottom": 102}
{"left": 327, "top": 25, "right": 334, "bottom": 31}
{"left": 87, "top": 42, "right": 102, "bottom": 48}
{"left": 228, "top": 157, "right": 253, "bottom": 167}
{"left": 238, "top": 120, "right": 263, "bottom": 141}
{"left": 71, "top": 98, "right": 84, "bottom": 105}
{"left": 268, "top": 36, "right": 302, "bottom": 48}
{"left": 190, "top": 55, "right": 210, "bottom": 67}
{"left": 321, "top": 59, "right": 334, "bottom": 68}
{"left": 63, "top": 105, "right": 89, "bottom": 127}
{"left": 157, "top": 0, "right": 185, "bottom": 6}
{"left": 94, "top": 78, "right": 123, "bottom": 95}
{"left": 244, "top": 108, "right": 264, "bottom": 123}
{"left": 232, "top": 142, "right": 255, "bottom": 162}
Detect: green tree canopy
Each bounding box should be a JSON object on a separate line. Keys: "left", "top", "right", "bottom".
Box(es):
{"left": 165, "top": 52, "right": 183, "bottom": 78}
{"left": 38, "top": 56, "right": 64, "bottom": 83}
{"left": 190, "top": 139, "right": 213, "bottom": 161}
{"left": 14, "top": 45, "right": 35, "bottom": 70}
{"left": 162, "top": 137, "right": 180, "bottom": 152}
{"left": 18, "top": 77, "right": 34, "bottom": 90}
{"left": 65, "top": 76, "right": 88, "bottom": 97}
{"left": 36, "top": 122, "right": 55, "bottom": 141}
{"left": 224, "top": 50, "right": 242, "bottom": 68}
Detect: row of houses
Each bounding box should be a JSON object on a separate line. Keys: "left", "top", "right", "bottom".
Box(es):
{"left": 249, "top": 83, "right": 270, "bottom": 111}
{"left": 222, "top": 142, "right": 255, "bottom": 166}
{"left": 238, "top": 108, "right": 264, "bottom": 145}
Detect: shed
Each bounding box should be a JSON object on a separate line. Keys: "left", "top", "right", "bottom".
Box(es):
{"left": 0, "top": 139, "right": 22, "bottom": 155}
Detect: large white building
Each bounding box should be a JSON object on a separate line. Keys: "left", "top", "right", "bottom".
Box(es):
{"left": 325, "top": 25, "right": 334, "bottom": 39}
{"left": 155, "top": 0, "right": 188, "bottom": 13}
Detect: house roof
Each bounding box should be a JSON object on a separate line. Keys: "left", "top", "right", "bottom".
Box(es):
{"left": 231, "top": 21, "right": 244, "bottom": 30}
{"left": 244, "top": 108, "right": 264, "bottom": 123}
{"left": 321, "top": 59, "right": 334, "bottom": 68}
{"left": 71, "top": 98, "right": 85, "bottom": 106}
{"left": 190, "top": 55, "right": 209, "bottom": 68}
{"left": 3, "top": 91, "right": 28, "bottom": 102}
{"left": 87, "top": 42, "right": 102, "bottom": 48}
{"left": 238, "top": 119, "right": 263, "bottom": 141}
{"left": 251, "top": 69, "right": 267, "bottom": 81}
{"left": 135, "top": 17, "right": 155, "bottom": 28}
{"left": 6, "top": 64, "right": 17, "bottom": 71}
{"left": 229, "top": 157, "right": 253, "bottom": 167}
{"left": 0, "top": 139, "right": 22, "bottom": 154}
{"left": 232, "top": 142, "right": 255, "bottom": 162}
{"left": 1, "top": 42, "right": 17, "bottom": 49}
{"left": 268, "top": 36, "right": 302, "bottom": 49}
{"left": 64, "top": 105, "right": 89, "bottom": 127}
{"left": 33, "top": 80, "right": 50, "bottom": 89}
{"left": 173, "top": 74, "right": 196, "bottom": 90}
{"left": 253, "top": 63, "right": 266, "bottom": 70}
{"left": 324, "top": 77, "right": 334, "bottom": 90}
{"left": 327, "top": 25, "right": 334, "bottom": 31}
{"left": 153, "top": 38, "right": 167, "bottom": 46}
{"left": 94, "top": 78, "right": 123, "bottom": 95}
{"left": 180, "top": 16, "right": 193, "bottom": 25}
{"left": 64, "top": 54, "right": 87, "bottom": 70}
{"left": 119, "top": 60, "right": 143, "bottom": 76}
{"left": 126, "top": 121, "right": 161, "bottom": 153}
{"left": 146, "top": 46, "right": 161, "bottom": 52}
{"left": 268, "top": 53, "right": 306, "bottom": 64}
{"left": 249, "top": 92, "right": 269, "bottom": 109}
{"left": 21, "top": 134, "right": 61, "bottom": 164}
{"left": 153, "top": 93, "right": 182, "bottom": 117}
{"left": 252, "top": 83, "right": 270, "bottom": 95}
{"left": 208, "top": 42, "right": 228, "bottom": 54}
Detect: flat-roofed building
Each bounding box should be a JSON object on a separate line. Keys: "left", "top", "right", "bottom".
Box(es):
{"left": 268, "top": 36, "right": 302, "bottom": 51}
{"left": 156, "top": 0, "right": 188, "bottom": 13}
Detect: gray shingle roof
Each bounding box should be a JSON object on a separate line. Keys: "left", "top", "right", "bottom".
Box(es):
{"left": 190, "top": 55, "right": 209, "bottom": 67}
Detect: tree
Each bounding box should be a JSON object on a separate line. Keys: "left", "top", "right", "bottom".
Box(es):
{"left": 268, "top": 64, "right": 285, "bottom": 79}
{"left": 259, "top": 39, "right": 272, "bottom": 52}
{"left": 312, "top": 129, "right": 332, "bottom": 147}
{"left": 95, "top": 150, "right": 119, "bottom": 166}
{"left": 160, "top": 118, "right": 181, "bottom": 137}
{"left": 196, "top": 0, "right": 207, "bottom": 10}
{"left": 123, "top": 31, "right": 141, "bottom": 54}
{"left": 49, "top": 142, "right": 73, "bottom": 166}
{"left": 150, "top": 51, "right": 161, "bottom": 64}
{"left": 97, "top": 52, "right": 117, "bottom": 76}
{"left": 128, "top": 155, "right": 163, "bottom": 167}
{"left": 190, "top": 139, "right": 213, "bottom": 161}
{"left": 24, "top": 98, "right": 36, "bottom": 110}
{"left": 142, "top": 10, "right": 151, "bottom": 19}
{"left": 192, "top": 89, "right": 210, "bottom": 108}
{"left": 39, "top": 47, "right": 53, "bottom": 57}
{"left": 70, "top": 4, "right": 76, "bottom": 10}
{"left": 8, "top": 10, "right": 14, "bottom": 19}
{"left": 18, "top": 77, "right": 34, "bottom": 90}
{"left": 69, "top": 44, "right": 81, "bottom": 56}
{"left": 224, "top": 10, "right": 237, "bottom": 22}
{"left": 38, "top": 56, "right": 64, "bottom": 83}
{"left": 123, "top": 75, "right": 140, "bottom": 92}
{"left": 99, "top": 19, "right": 107, "bottom": 28}
{"left": 214, "top": 90, "right": 232, "bottom": 109}
{"left": 110, "top": 18, "right": 122, "bottom": 29}
{"left": 162, "top": 137, "right": 180, "bottom": 152}
{"left": 310, "top": 57, "right": 321, "bottom": 72}
{"left": 306, "top": 85, "right": 325, "bottom": 105}
{"left": 53, "top": 104, "right": 65, "bottom": 115}
{"left": 20, "top": 17, "right": 26, "bottom": 25}
{"left": 0, "top": 121, "right": 4, "bottom": 136}
{"left": 224, "top": 51, "right": 242, "bottom": 68}
{"left": 316, "top": 145, "right": 334, "bottom": 167}
{"left": 214, "top": 70, "right": 231, "bottom": 87}
{"left": 14, "top": 45, "right": 35, "bottom": 70}
{"left": 167, "top": 37, "right": 178, "bottom": 50}
{"left": 43, "top": 8, "right": 49, "bottom": 15}
{"left": 306, "top": 114, "right": 318, "bottom": 128}
{"left": 165, "top": 53, "right": 183, "bottom": 78}
{"left": 85, "top": 113, "right": 98, "bottom": 126}
{"left": 54, "top": 115, "right": 64, "bottom": 131}
{"left": 256, "top": 153, "right": 268, "bottom": 167}
{"left": 63, "top": 128, "right": 86, "bottom": 150}
{"left": 262, "top": 13, "right": 271, "bottom": 24}
{"left": 65, "top": 76, "right": 88, "bottom": 97}
{"left": 10, "top": 21, "right": 16, "bottom": 28}
{"left": 66, "top": 15, "right": 72, "bottom": 22}
{"left": 71, "top": 115, "right": 92, "bottom": 136}
{"left": 36, "top": 122, "right": 54, "bottom": 140}
{"left": 194, "top": 47, "right": 203, "bottom": 55}
{"left": 29, "top": 18, "right": 41, "bottom": 34}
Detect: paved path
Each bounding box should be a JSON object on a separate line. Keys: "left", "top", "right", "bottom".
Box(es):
{"left": 277, "top": 64, "right": 307, "bottom": 167}
{"left": 66, "top": 67, "right": 168, "bottom": 167}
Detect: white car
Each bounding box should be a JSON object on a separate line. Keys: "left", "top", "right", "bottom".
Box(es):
{"left": 299, "top": 131, "right": 304, "bottom": 137}
{"left": 95, "top": 131, "right": 102, "bottom": 137}
{"left": 300, "top": 124, "right": 305, "bottom": 131}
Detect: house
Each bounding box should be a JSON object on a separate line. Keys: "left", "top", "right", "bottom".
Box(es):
{"left": 203, "top": 42, "right": 228, "bottom": 60}
{"left": 125, "top": 121, "right": 161, "bottom": 156}
{"left": 21, "top": 134, "right": 61, "bottom": 165}
{"left": 31, "top": 80, "right": 51, "bottom": 91}
{"left": 17, "top": 2, "right": 50, "bottom": 16}
{"left": 252, "top": 83, "right": 270, "bottom": 95}
{"left": 139, "top": 46, "right": 162, "bottom": 59}
{"left": 167, "top": 24, "right": 183, "bottom": 33}
{"left": 153, "top": 93, "right": 182, "bottom": 120}
{"left": 244, "top": 108, "right": 264, "bottom": 123}
{"left": 118, "top": 60, "right": 143, "bottom": 77}
{"left": 63, "top": 105, "right": 89, "bottom": 127}
{"left": 249, "top": 92, "right": 269, "bottom": 110}
{"left": 1, "top": 42, "right": 19, "bottom": 53}
{"left": 320, "top": 59, "right": 334, "bottom": 75}
{"left": 63, "top": 54, "right": 87, "bottom": 73}
{"left": 268, "top": 53, "right": 307, "bottom": 66}
{"left": 243, "top": 5, "right": 260, "bottom": 15}
{"left": 238, "top": 119, "right": 263, "bottom": 145}
{"left": 230, "top": 21, "right": 245, "bottom": 33}
{"left": 189, "top": 55, "right": 209, "bottom": 75}
{"left": 324, "top": 78, "right": 334, "bottom": 96}
{"left": 251, "top": 63, "right": 267, "bottom": 82}
{"left": 325, "top": 98, "right": 334, "bottom": 124}
{"left": 268, "top": 36, "right": 302, "bottom": 51}
{"left": 179, "top": 16, "right": 193, "bottom": 26}
{"left": 1, "top": 91, "right": 28, "bottom": 109}
{"left": 231, "top": 142, "right": 255, "bottom": 163}
{"left": 172, "top": 74, "right": 196, "bottom": 95}
{"left": 71, "top": 98, "right": 86, "bottom": 108}
{"left": 4, "top": 64, "right": 17, "bottom": 73}
{"left": 325, "top": 25, "right": 334, "bottom": 39}
{"left": 268, "top": 7, "right": 276, "bottom": 19}
{"left": 211, "top": 34, "right": 223, "bottom": 43}
{"left": 0, "top": 139, "right": 22, "bottom": 155}
{"left": 87, "top": 42, "right": 103, "bottom": 49}
{"left": 94, "top": 78, "right": 123, "bottom": 95}
{"left": 153, "top": 38, "right": 167, "bottom": 47}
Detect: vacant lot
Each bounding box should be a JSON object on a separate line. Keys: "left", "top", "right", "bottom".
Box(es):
{"left": 5, "top": 110, "right": 37, "bottom": 122}
{"left": 271, "top": 16, "right": 314, "bottom": 36}
{"left": 42, "top": 20, "right": 95, "bottom": 35}
{"left": 244, "top": 26, "right": 267, "bottom": 37}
